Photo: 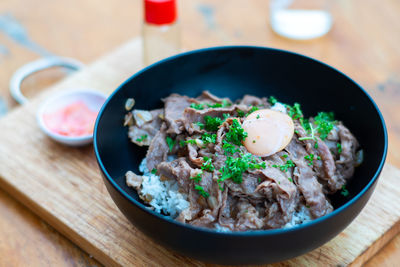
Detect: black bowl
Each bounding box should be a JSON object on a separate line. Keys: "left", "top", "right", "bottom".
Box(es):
{"left": 94, "top": 46, "right": 387, "bottom": 265}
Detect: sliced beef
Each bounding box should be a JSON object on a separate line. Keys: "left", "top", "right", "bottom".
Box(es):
{"left": 295, "top": 123, "right": 343, "bottom": 192}
{"left": 285, "top": 139, "right": 333, "bottom": 218}
{"left": 195, "top": 90, "right": 231, "bottom": 104}
{"left": 157, "top": 157, "right": 195, "bottom": 192}
{"left": 336, "top": 123, "right": 359, "bottom": 180}
{"left": 163, "top": 93, "right": 192, "bottom": 134}
{"left": 125, "top": 171, "right": 143, "bottom": 189}
{"left": 128, "top": 109, "right": 163, "bottom": 146}
{"left": 234, "top": 199, "right": 265, "bottom": 231}
{"left": 183, "top": 105, "right": 250, "bottom": 134}
{"left": 146, "top": 123, "right": 169, "bottom": 171}
{"left": 238, "top": 95, "right": 270, "bottom": 107}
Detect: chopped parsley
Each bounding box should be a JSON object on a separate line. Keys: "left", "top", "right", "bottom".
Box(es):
{"left": 201, "top": 133, "right": 217, "bottom": 145}
{"left": 218, "top": 153, "right": 266, "bottom": 184}
{"left": 256, "top": 114, "right": 260, "bottom": 119}
{"left": 195, "top": 185, "right": 209, "bottom": 198}
{"left": 195, "top": 121, "right": 205, "bottom": 129}
{"left": 288, "top": 177, "right": 294, "bottom": 183}
{"left": 282, "top": 154, "right": 288, "bottom": 158}
{"left": 252, "top": 140, "right": 256, "bottom": 143}
{"left": 207, "top": 99, "right": 232, "bottom": 108}
{"left": 222, "top": 140, "right": 239, "bottom": 155}
{"left": 190, "top": 171, "right": 203, "bottom": 183}
{"left": 190, "top": 100, "right": 231, "bottom": 110}
{"left": 204, "top": 116, "right": 224, "bottom": 131}
{"left": 223, "top": 113, "right": 230, "bottom": 120}
{"left": 246, "top": 106, "right": 259, "bottom": 116}
{"left": 341, "top": 185, "right": 349, "bottom": 197}
{"left": 179, "top": 139, "right": 197, "bottom": 147}
{"left": 314, "top": 112, "right": 335, "bottom": 140}
{"left": 237, "top": 110, "right": 245, "bottom": 117}
{"left": 288, "top": 103, "right": 303, "bottom": 120}
{"left": 304, "top": 154, "right": 316, "bottom": 166}
{"left": 202, "top": 156, "right": 215, "bottom": 172}
{"left": 272, "top": 160, "right": 295, "bottom": 172}
{"left": 166, "top": 136, "right": 176, "bottom": 152}
{"left": 136, "top": 134, "right": 148, "bottom": 142}
{"left": 190, "top": 103, "right": 204, "bottom": 110}
{"left": 151, "top": 168, "right": 157, "bottom": 174}
{"left": 268, "top": 96, "right": 278, "bottom": 105}
{"left": 298, "top": 123, "right": 318, "bottom": 143}
{"left": 225, "top": 119, "right": 248, "bottom": 146}
{"left": 337, "top": 143, "right": 342, "bottom": 154}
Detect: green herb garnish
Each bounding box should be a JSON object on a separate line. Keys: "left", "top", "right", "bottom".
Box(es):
{"left": 201, "top": 133, "right": 217, "bottom": 145}
{"left": 195, "top": 185, "right": 209, "bottom": 198}
{"left": 166, "top": 136, "right": 176, "bottom": 152}
{"left": 268, "top": 96, "right": 278, "bottom": 105}
{"left": 341, "top": 185, "right": 349, "bottom": 197}
{"left": 151, "top": 168, "right": 157, "bottom": 174}
{"left": 222, "top": 140, "right": 239, "bottom": 155}
{"left": 314, "top": 112, "right": 335, "bottom": 140}
{"left": 246, "top": 106, "right": 259, "bottom": 116}
{"left": 202, "top": 156, "right": 215, "bottom": 172}
{"left": 207, "top": 99, "right": 232, "bottom": 108}
{"left": 195, "top": 121, "right": 205, "bottom": 129}
{"left": 204, "top": 116, "right": 224, "bottom": 131}
{"left": 288, "top": 177, "right": 294, "bottom": 183}
{"left": 190, "top": 103, "right": 204, "bottom": 110}
{"left": 136, "top": 134, "right": 148, "bottom": 142}
{"left": 272, "top": 160, "right": 295, "bottom": 172}
{"left": 288, "top": 103, "right": 303, "bottom": 120}
{"left": 237, "top": 110, "right": 245, "bottom": 117}
{"left": 304, "top": 154, "right": 316, "bottom": 166}
{"left": 337, "top": 143, "right": 342, "bottom": 154}
{"left": 190, "top": 171, "right": 203, "bottom": 183}
{"left": 225, "top": 119, "right": 248, "bottom": 146}
{"left": 218, "top": 153, "right": 266, "bottom": 184}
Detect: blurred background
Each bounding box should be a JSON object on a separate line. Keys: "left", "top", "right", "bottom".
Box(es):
{"left": 0, "top": 0, "right": 399, "bottom": 266}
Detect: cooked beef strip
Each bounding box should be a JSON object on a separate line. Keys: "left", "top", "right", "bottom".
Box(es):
{"left": 285, "top": 139, "right": 333, "bottom": 218}
{"left": 163, "top": 93, "right": 192, "bottom": 134}
{"left": 336, "top": 123, "right": 359, "bottom": 180}
{"left": 157, "top": 157, "right": 195, "bottom": 192}
{"left": 128, "top": 109, "right": 163, "bottom": 146}
{"left": 195, "top": 90, "right": 232, "bottom": 104}
{"left": 239, "top": 95, "right": 270, "bottom": 107}
{"left": 146, "top": 123, "right": 169, "bottom": 171}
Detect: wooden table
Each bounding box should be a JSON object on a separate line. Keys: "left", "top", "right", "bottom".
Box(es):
{"left": 0, "top": 0, "right": 399, "bottom": 266}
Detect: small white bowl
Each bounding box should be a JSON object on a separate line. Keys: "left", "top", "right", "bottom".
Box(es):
{"left": 37, "top": 89, "right": 107, "bottom": 146}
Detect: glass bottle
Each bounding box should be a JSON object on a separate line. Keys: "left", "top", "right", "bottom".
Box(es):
{"left": 270, "top": 0, "right": 332, "bottom": 40}
{"left": 142, "top": 0, "right": 180, "bottom": 66}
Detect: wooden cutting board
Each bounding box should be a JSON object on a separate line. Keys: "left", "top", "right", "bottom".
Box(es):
{"left": 0, "top": 38, "right": 399, "bottom": 267}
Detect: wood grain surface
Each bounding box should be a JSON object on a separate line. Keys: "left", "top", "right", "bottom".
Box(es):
{"left": 0, "top": 0, "right": 399, "bottom": 266}
{"left": 0, "top": 38, "right": 399, "bottom": 267}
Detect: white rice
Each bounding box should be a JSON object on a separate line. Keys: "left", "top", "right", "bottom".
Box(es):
{"left": 137, "top": 158, "right": 189, "bottom": 218}
{"left": 284, "top": 205, "right": 312, "bottom": 228}
{"left": 271, "top": 102, "right": 287, "bottom": 114}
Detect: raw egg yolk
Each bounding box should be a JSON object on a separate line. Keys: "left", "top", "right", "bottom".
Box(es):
{"left": 242, "top": 109, "right": 294, "bottom": 156}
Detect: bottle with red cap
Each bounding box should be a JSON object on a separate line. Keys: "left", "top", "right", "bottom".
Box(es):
{"left": 143, "top": 0, "right": 180, "bottom": 66}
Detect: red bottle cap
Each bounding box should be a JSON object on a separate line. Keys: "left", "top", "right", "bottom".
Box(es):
{"left": 144, "top": 0, "right": 177, "bottom": 25}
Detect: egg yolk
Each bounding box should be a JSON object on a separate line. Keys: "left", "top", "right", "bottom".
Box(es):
{"left": 242, "top": 109, "right": 294, "bottom": 156}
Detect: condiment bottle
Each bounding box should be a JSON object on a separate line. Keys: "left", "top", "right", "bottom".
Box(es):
{"left": 142, "top": 0, "right": 180, "bottom": 66}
